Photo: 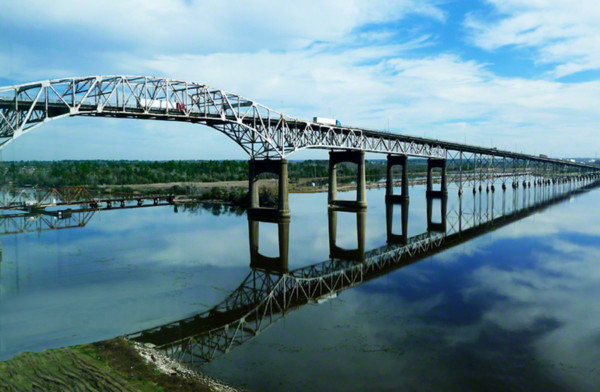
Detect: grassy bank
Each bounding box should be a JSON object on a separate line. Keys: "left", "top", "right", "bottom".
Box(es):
{"left": 0, "top": 338, "right": 235, "bottom": 392}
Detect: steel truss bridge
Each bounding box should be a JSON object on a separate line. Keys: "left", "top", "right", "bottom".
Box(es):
{"left": 0, "top": 187, "right": 94, "bottom": 210}
{"left": 0, "top": 209, "right": 95, "bottom": 236}
{"left": 0, "top": 186, "right": 179, "bottom": 212}
{"left": 0, "top": 76, "right": 598, "bottom": 185}
{"left": 0, "top": 76, "right": 443, "bottom": 158}
{"left": 0, "top": 195, "right": 182, "bottom": 236}
{"left": 127, "top": 178, "right": 600, "bottom": 366}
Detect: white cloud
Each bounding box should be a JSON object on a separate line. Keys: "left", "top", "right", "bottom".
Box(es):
{"left": 466, "top": 0, "right": 600, "bottom": 78}
{"left": 463, "top": 240, "right": 600, "bottom": 390}
{"left": 0, "top": 0, "right": 444, "bottom": 53}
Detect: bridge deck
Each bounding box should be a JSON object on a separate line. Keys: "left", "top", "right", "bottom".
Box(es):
{"left": 0, "top": 97, "right": 593, "bottom": 167}
{"left": 0, "top": 76, "right": 597, "bottom": 171}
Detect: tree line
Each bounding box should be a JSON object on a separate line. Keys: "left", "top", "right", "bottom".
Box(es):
{"left": 0, "top": 159, "right": 429, "bottom": 187}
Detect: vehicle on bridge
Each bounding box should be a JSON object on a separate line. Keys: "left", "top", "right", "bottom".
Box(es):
{"left": 313, "top": 117, "right": 341, "bottom": 126}
{"left": 137, "top": 98, "right": 176, "bottom": 110}
{"left": 136, "top": 98, "right": 187, "bottom": 113}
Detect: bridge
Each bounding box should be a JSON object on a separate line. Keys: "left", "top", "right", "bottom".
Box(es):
{"left": 0, "top": 186, "right": 179, "bottom": 211}
{"left": 1, "top": 76, "right": 599, "bottom": 218}
{"left": 127, "top": 177, "right": 600, "bottom": 366}
{"left": 0, "top": 199, "right": 184, "bottom": 236}
{"left": 0, "top": 209, "right": 95, "bottom": 236}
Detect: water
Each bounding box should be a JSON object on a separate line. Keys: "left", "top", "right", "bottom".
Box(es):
{"left": 1, "top": 183, "right": 600, "bottom": 391}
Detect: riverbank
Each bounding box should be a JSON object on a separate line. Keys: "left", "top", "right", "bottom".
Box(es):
{"left": 0, "top": 338, "right": 240, "bottom": 392}
{"left": 93, "top": 176, "right": 431, "bottom": 199}
{"left": 82, "top": 176, "right": 434, "bottom": 209}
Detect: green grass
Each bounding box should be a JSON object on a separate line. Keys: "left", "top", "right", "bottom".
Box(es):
{"left": 0, "top": 338, "right": 213, "bottom": 392}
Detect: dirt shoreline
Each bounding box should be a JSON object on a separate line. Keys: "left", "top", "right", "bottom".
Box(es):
{"left": 132, "top": 341, "right": 241, "bottom": 392}
{"left": 97, "top": 176, "right": 432, "bottom": 194}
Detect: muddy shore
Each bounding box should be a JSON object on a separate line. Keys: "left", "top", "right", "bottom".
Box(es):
{"left": 97, "top": 176, "right": 432, "bottom": 195}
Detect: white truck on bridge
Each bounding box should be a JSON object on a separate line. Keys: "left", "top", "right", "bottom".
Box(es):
{"left": 138, "top": 99, "right": 186, "bottom": 113}
{"left": 313, "top": 117, "right": 341, "bottom": 126}
{"left": 138, "top": 98, "right": 176, "bottom": 110}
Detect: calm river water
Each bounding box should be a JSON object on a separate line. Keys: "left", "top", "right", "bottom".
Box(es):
{"left": 1, "top": 183, "right": 600, "bottom": 391}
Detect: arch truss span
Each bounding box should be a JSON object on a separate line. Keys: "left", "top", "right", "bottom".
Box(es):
{"left": 0, "top": 76, "right": 446, "bottom": 159}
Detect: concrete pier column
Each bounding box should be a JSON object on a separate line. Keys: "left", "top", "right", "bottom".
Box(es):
{"left": 426, "top": 163, "right": 433, "bottom": 195}
{"left": 328, "top": 150, "right": 367, "bottom": 209}
{"left": 386, "top": 155, "right": 409, "bottom": 203}
{"left": 441, "top": 160, "right": 447, "bottom": 195}
{"left": 328, "top": 155, "right": 337, "bottom": 205}
{"left": 402, "top": 159, "right": 409, "bottom": 200}
{"left": 248, "top": 159, "right": 290, "bottom": 218}
{"left": 249, "top": 160, "right": 260, "bottom": 209}
{"left": 426, "top": 158, "right": 448, "bottom": 198}
{"left": 278, "top": 160, "right": 289, "bottom": 213}
{"left": 357, "top": 151, "right": 366, "bottom": 206}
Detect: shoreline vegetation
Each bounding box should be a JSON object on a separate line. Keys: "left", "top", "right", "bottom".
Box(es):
{"left": 0, "top": 338, "right": 240, "bottom": 392}
{"left": 94, "top": 175, "right": 430, "bottom": 207}
{"left": 0, "top": 159, "right": 433, "bottom": 208}
{"left": 0, "top": 159, "right": 429, "bottom": 188}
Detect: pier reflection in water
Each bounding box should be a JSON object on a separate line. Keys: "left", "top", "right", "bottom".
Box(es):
{"left": 248, "top": 215, "right": 290, "bottom": 274}
{"left": 129, "top": 180, "right": 600, "bottom": 370}
{"left": 328, "top": 207, "right": 365, "bottom": 262}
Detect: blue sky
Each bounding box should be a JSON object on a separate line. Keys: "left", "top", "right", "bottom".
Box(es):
{"left": 1, "top": 0, "right": 599, "bottom": 160}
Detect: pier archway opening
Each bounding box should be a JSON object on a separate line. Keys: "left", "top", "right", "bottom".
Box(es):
{"left": 331, "top": 161, "right": 361, "bottom": 202}
{"left": 332, "top": 210, "right": 361, "bottom": 250}
{"left": 256, "top": 221, "right": 280, "bottom": 258}
{"left": 253, "top": 171, "right": 279, "bottom": 208}
{"left": 430, "top": 167, "right": 443, "bottom": 192}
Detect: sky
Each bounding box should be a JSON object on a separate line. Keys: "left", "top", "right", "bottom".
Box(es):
{"left": 1, "top": 0, "right": 599, "bottom": 161}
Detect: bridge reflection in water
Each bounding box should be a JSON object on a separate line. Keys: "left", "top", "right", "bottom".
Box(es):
{"left": 127, "top": 179, "right": 600, "bottom": 367}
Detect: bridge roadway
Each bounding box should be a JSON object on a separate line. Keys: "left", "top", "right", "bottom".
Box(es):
{"left": 0, "top": 75, "right": 593, "bottom": 167}
{"left": 1, "top": 76, "right": 598, "bottom": 217}
{"left": 126, "top": 178, "right": 600, "bottom": 365}
{"left": 0, "top": 94, "right": 580, "bottom": 166}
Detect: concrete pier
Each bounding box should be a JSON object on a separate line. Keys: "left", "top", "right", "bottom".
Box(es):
{"left": 328, "top": 150, "right": 367, "bottom": 209}
{"left": 248, "top": 159, "right": 289, "bottom": 218}
{"left": 426, "top": 158, "right": 447, "bottom": 198}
